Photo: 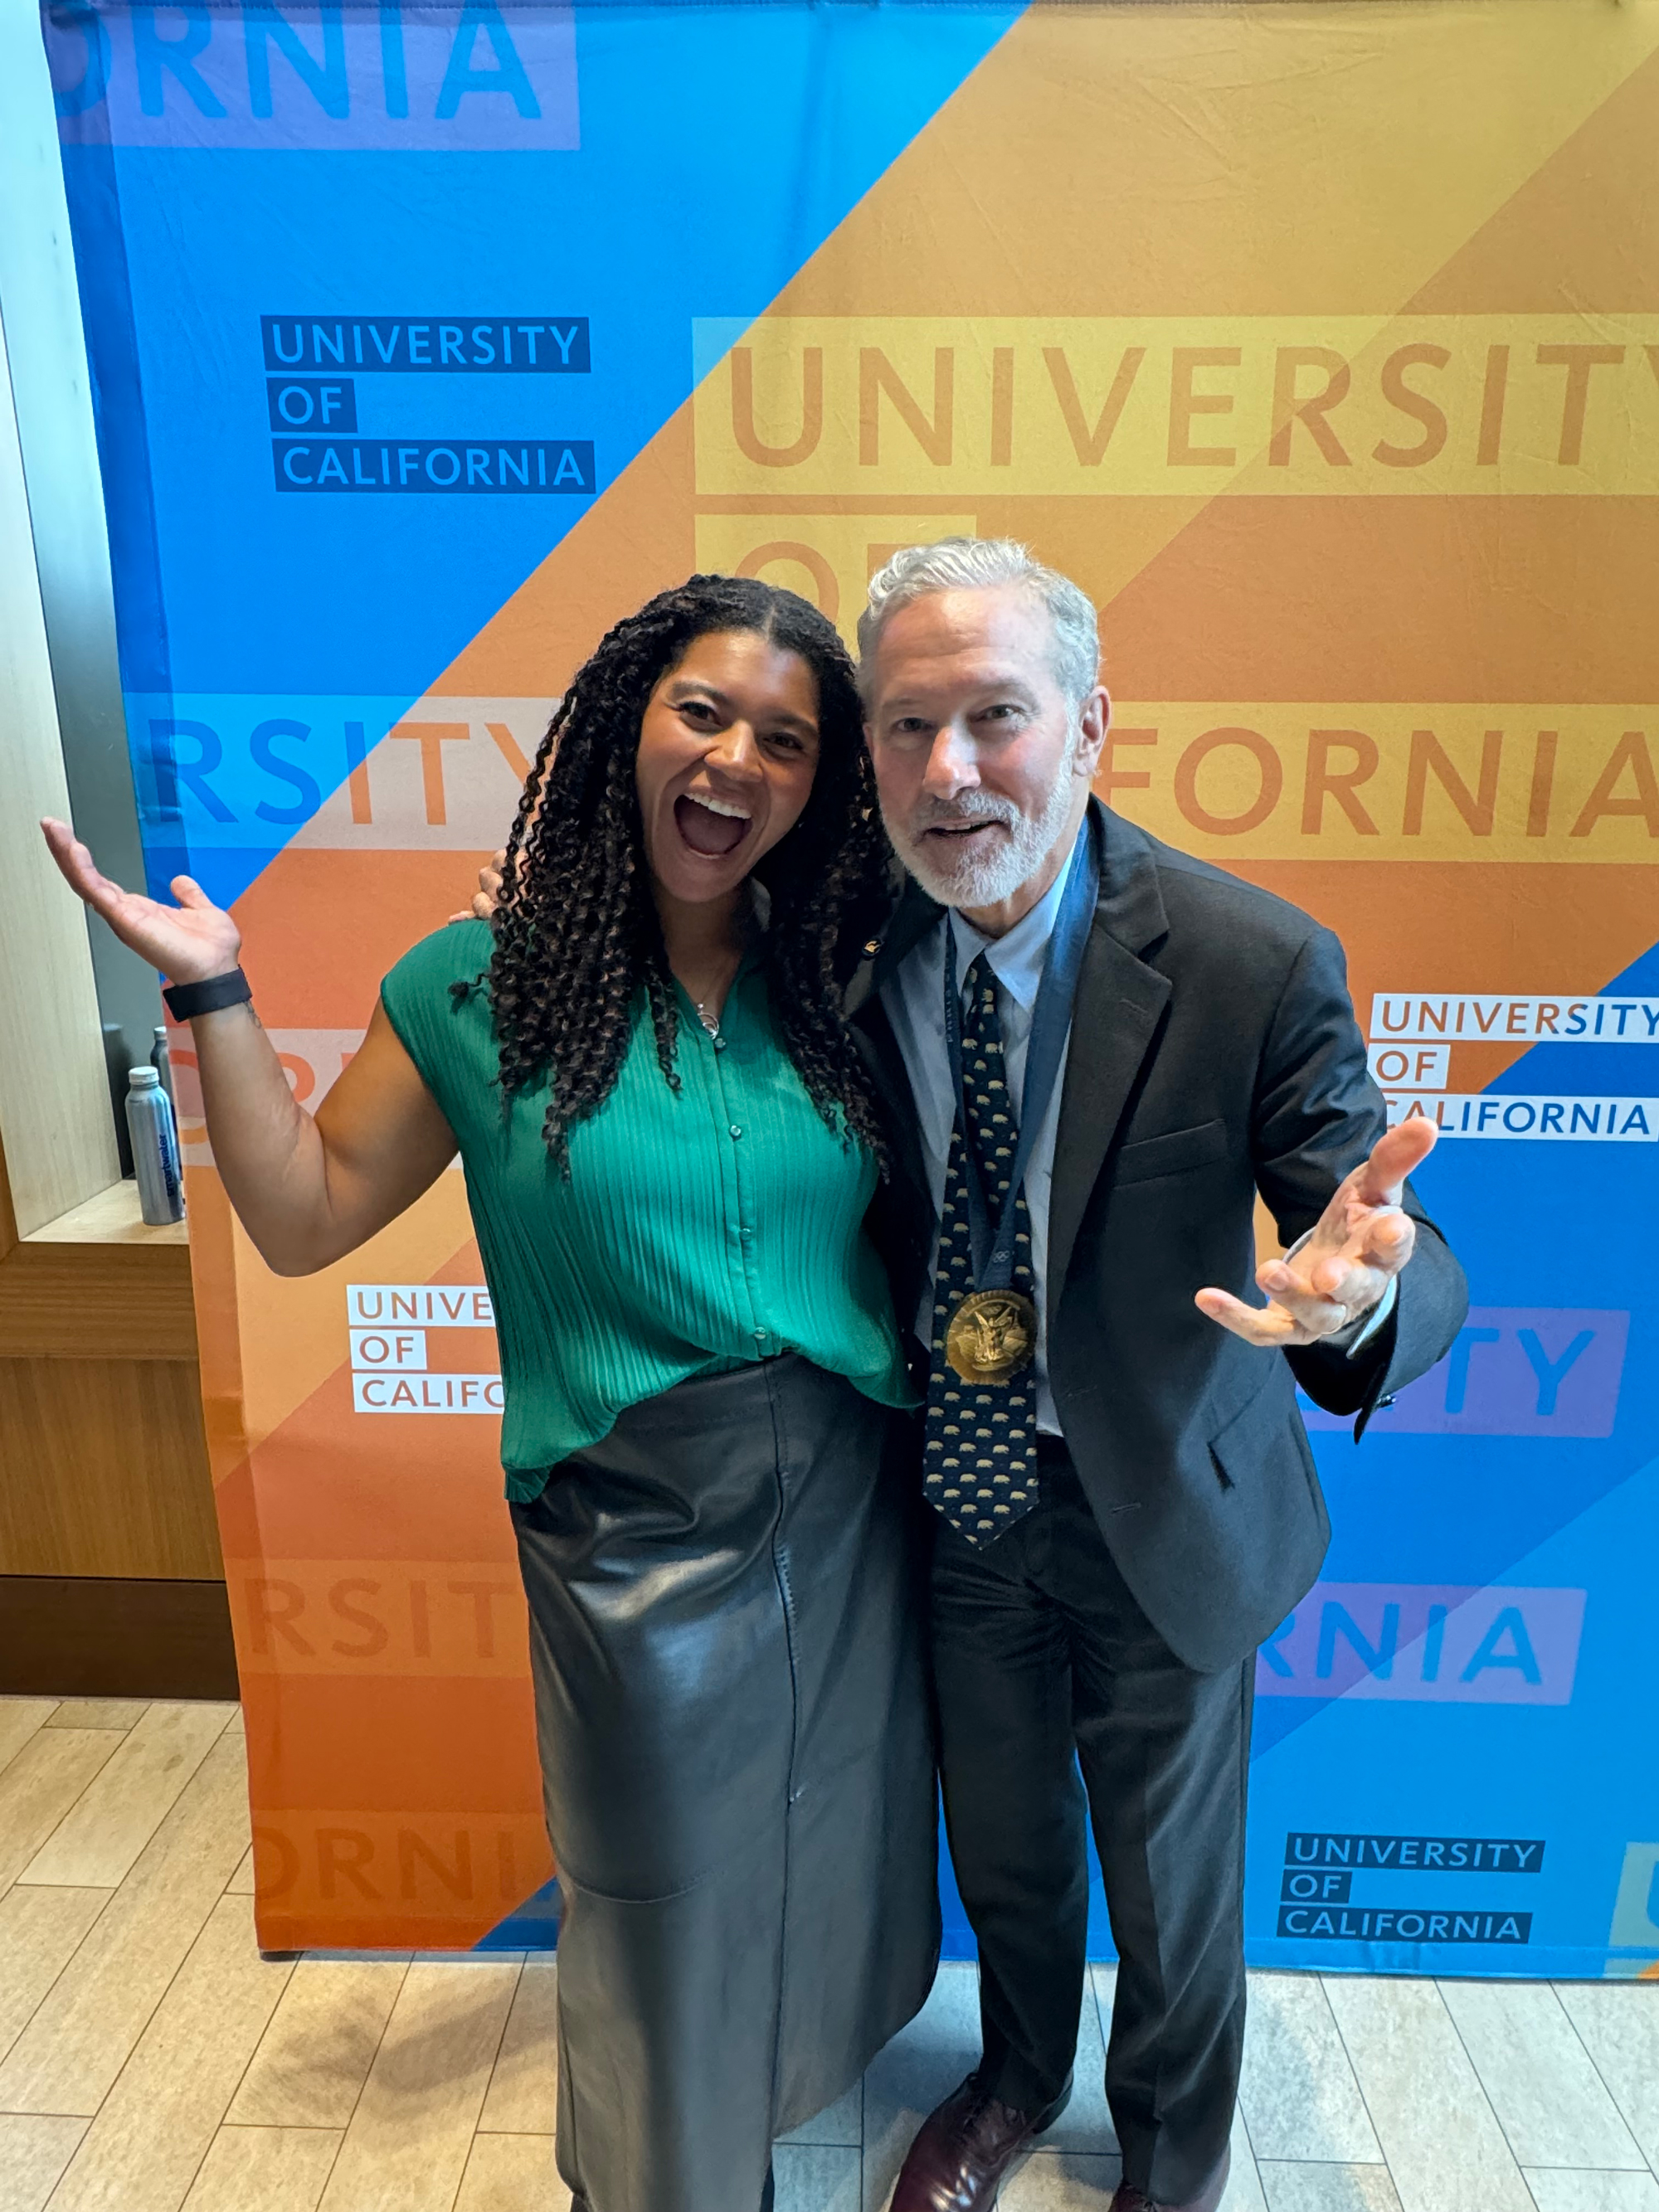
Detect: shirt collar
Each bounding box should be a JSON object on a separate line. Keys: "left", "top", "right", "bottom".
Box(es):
{"left": 945, "top": 821, "right": 1086, "bottom": 1011}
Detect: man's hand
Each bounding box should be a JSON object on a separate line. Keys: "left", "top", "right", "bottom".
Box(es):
{"left": 1195, "top": 1119, "right": 1438, "bottom": 1349}
{"left": 449, "top": 849, "right": 506, "bottom": 923}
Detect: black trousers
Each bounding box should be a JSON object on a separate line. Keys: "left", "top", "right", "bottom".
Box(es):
{"left": 931, "top": 1438, "right": 1250, "bottom": 2205}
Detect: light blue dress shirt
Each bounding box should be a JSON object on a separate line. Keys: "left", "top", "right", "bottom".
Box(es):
{"left": 880, "top": 827, "right": 1394, "bottom": 1437}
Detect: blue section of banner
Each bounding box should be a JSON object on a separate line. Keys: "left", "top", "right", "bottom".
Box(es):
{"left": 1244, "top": 938, "right": 1659, "bottom": 1978}
{"left": 51, "top": 1, "right": 1022, "bottom": 909}
{"left": 477, "top": 1876, "right": 563, "bottom": 1952}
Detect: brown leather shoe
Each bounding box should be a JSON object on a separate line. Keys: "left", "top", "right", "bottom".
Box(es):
{"left": 1112, "top": 2142, "right": 1231, "bottom": 2212}
{"left": 891, "top": 2072, "right": 1061, "bottom": 2210}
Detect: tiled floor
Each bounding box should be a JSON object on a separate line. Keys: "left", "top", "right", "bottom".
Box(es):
{"left": 1, "top": 1698, "right": 1656, "bottom": 2212}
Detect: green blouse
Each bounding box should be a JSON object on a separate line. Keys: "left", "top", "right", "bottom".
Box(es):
{"left": 380, "top": 921, "right": 912, "bottom": 1498}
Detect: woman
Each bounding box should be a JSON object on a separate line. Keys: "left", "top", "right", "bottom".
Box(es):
{"left": 44, "top": 576, "right": 939, "bottom": 2212}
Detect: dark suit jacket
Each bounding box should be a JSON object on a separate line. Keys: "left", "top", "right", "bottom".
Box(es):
{"left": 849, "top": 799, "right": 1469, "bottom": 1674}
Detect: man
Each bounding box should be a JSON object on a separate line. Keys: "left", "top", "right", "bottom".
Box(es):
{"left": 848, "top": 538, "right": 1466, "bottom": 2212}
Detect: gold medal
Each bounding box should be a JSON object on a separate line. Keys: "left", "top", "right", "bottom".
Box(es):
{"left": 944, "top": 1288, "right": 1039, "bottom": 1384}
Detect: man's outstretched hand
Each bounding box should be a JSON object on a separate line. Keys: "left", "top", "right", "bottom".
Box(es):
{"left": 449, "top": 849, "right": 507, "bottom": 924}
{"left": 1195, "top": 1118, "right": 1438, "bottom": 1349}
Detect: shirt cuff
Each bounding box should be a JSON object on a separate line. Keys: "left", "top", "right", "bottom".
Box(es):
{"left": 1282, "top": 1232, "right": 1399, "bottom": 1359}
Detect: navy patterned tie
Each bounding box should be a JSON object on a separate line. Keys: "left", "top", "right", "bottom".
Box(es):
{"left": 922, "top": 952, "right": 1040, "bottom": 1544}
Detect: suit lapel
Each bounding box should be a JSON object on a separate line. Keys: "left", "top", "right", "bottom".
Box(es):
{"left": 854, "top": 993, "right": 931, "bottom": 1213}
{"left": 1047, "top": 805, "right": 1173, "bottom": 1305}
{"left": 847, "top": 878, "right": 941, "bottom": 1235}
{"left": 844, "top": 878, "right": 941, "bottom": 1019}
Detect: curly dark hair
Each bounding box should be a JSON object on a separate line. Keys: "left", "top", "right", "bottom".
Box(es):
{"left": 475, "top": 573, "right": 893, "bottom": 1172}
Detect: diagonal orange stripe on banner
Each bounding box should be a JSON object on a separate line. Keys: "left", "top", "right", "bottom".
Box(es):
{"left": 429, "top": 0, "right": 1659, "bottom": 703}
{"left": 1406, "top": 42, "right": 1659, "bottom": 315}
{"left": 1225, "top": 860, "right": 1659, "bottom": 1098}
{"left": 774, "top": 0, "right": 1659, "bottom": 318}
{"left": 1096, "top": 37, "right": 1659, "bottom": 705}
{"left": 200, "top": 1175, "right": 484, "bottom": 1480}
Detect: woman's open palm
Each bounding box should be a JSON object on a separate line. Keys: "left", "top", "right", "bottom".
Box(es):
{"left": 41, "top": 818, "right": 241, "bottom": 987}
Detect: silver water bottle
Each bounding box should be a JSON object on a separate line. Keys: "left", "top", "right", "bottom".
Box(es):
{"left": 153, "top": 1024, "right": 175, "bottom": 1109}
{"left": 126, "top": 1065, "right": 185, "bottom": 1225}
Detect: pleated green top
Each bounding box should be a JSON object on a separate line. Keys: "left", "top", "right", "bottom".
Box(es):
{"left": 381, "top": 921, "right": 911, "bottom": 1498}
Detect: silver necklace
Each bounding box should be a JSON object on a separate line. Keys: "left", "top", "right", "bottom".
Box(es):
{"left": 684, "top": 943, "right": 742, "bottom": 1040}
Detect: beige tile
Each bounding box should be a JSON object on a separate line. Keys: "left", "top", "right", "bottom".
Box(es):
{"left": 410, "top": 1949, "right": 525, "bottom": 1966}
{"left": 226, "top": 1847, "right": 256, "bottom": 1896}
{"left": 182, "top": 2126, "right": 343, "bottom": 2212}
{"left": 1219, "top": 2102, "right": 1269, "bottom": 2212}
{"left": 0, "top": 1703, "right": 57, "bottom": 1777}
{"left": 0, "top": 2112, "right": 87, "bottom": 2212}
{"left": 1523, "top": 2174, "right": 1659, "bottom": 2212}
{"left": 44, "top": 1893, "right": 291, "bottom": 2212}
{"left": 0, "top": 1730, "right": 252, "bottom": 2116}
{"left": 223, "top": 1709, "right": 246, "bottom": 1739}
{"left": 1555, "top": 1981, "right": 1659, "bottom": 2171}
{"left": 1043, "top": 1983, "right": 1117, "bottom": 2156}
{"left": 1258, "top": 2164, "right": 1404, "bottom": 2212}
{"left": 1438, "top": 1978, "right": 1645, "bottom": 2170}
{"left": 316, "top": 1957, "right": 519, "bottom": 2212}
{"left": 1321, "top": 1976, "right": 1533, "bottom": 2212}
{"left": 453, "top": 2132, "right": 572, "bottom": 2212}
{"left": 44, "top": 1703, "right": 150, "bottom": 1734}
{"left": 863, "top": 1961, "right": 981, "bottom": 2211}
{"left": 1241, "top": 1972, "right": 1384, "bottom": 2163}
{"left": 229, "top": 1956, "right": 409, "bottom": 2129}
{"left": 1000, "top": 2151, "right": 1121, "bottom": 2209}
{"left": 477, "top": 1961, "right": 556, "bottom": 2135}
{"left": 20, "top": 1700, "right": 235, "bottom": 1889}
{"left": 0, "top": 1888, "right": 108, "bottom": 2065}
{"left": 0, "top": 1731, "right": 124, "bottom": 1899}
{"left": 772, "top": 2143, "right": 864, "bottom": 2212}
{"left": 780, "top": 2077, "right": 863, "bottom": 2149}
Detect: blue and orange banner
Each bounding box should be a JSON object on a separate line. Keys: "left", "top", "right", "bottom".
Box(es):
{"left": 48, "top": 0, "right": 1659, "bottom": 1974}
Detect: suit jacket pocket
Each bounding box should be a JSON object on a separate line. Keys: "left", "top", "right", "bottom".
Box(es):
{"left": 1207, "top": 1369, "right": 1290, "bottom": 1490}
{"left": 1113, "top": 1116, "right": 1229, "bottom": 1187}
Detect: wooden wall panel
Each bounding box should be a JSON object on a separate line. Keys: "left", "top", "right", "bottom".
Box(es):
{"left": 0, "top": 1354, "right": 221, "bottom": 1579}
{"left": 0, "top": 1079, "right": 221, "bottom": 1589}
{"left": 0, "top": 1576, "right": 237, "bottom": 1699}
{"left": 0, "top": 1228, "right": 198, "bottom": 1361}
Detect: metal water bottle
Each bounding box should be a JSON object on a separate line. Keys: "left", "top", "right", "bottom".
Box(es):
{"left": 152, "top": 1025, "right": 175, "bottom": 1110}
{"left": 126, "top": 1066, "right": 185, "bottom": 1225}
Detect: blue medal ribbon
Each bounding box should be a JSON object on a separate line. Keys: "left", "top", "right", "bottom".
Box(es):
{"left": 941, "top": 814, "right": 1101, "bottom": 1291}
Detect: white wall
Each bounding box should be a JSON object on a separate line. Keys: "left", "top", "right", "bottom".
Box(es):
{"left": 0, "top": 300, "right": 121, "bottom": 1233}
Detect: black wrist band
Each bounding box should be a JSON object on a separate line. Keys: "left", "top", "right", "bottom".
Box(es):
{"left": 163, "top": 968, "right": 253, "bottom": 1020}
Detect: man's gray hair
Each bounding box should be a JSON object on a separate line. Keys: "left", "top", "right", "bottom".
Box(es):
{"left": 857, "top": 537, "right": 1101, "bottom": 706}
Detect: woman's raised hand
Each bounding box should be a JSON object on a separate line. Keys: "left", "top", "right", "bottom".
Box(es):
{"left": 40, "top": 817, "right": 241, "bottom": 986}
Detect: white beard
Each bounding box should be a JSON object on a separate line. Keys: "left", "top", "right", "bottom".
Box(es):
{"left": 883, "top": 765, "right": 1079, "bottom": 910}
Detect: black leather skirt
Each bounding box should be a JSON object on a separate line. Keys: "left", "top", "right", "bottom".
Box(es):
{"left": 510, "top": 1355, "right": 939, "bottom": 2212}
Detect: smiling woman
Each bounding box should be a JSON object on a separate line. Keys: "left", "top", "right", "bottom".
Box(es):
{"left": 486, "top": 576, "right": 889, "bottom": 1173}
{"left": 639, "top": 631, "right": 820, "bottom": 898}
{"left": 40, "top": 572, "right": 939, "bottom": 2212}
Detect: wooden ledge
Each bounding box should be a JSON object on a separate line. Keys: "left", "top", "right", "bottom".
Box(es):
{"left": 1, "top": 1179, "right": 198, "bottom": 1360}
{"left": 24, "top": 1179, "right": 190, "bottom": 1247}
